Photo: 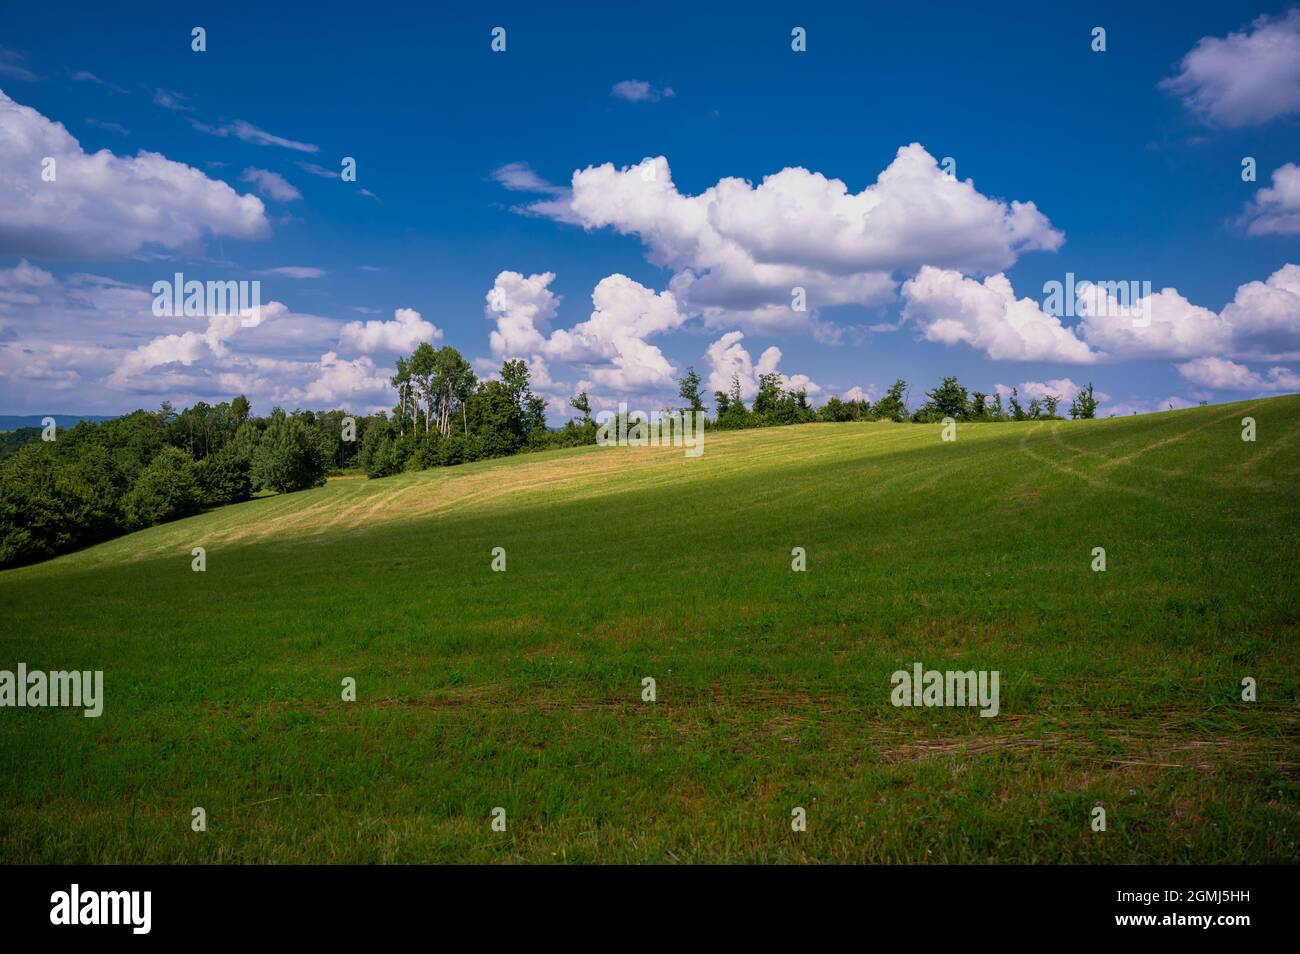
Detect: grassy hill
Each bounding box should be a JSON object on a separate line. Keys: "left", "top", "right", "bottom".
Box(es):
{"left": 1, "top": 396, "right": 1297, "bottom": 863}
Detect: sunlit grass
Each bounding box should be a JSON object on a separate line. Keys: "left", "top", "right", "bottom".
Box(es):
{"left": 1, "top": 396, "right": 1297, "bottom": 862}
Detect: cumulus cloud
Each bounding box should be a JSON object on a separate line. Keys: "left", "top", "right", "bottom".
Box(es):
{"left": 610, "top": 80, "right": 675, "bottom": 102}
{"left": 1080, "top": 264, "right": 1300, "bottom": 361}
{"left": 1239, "top": 162, "right": 1300, "bottom": 236}
{"left": 900, "top": 267, "right": 1097, "bottom": 363}
{"left": 904, "top": 264, "right": 1300, "bottom": 364}
{"left": 1177, "top": 356, "right": 1300, "bottom": 392}
{"left": 484, "top": 270, "right": 688, "bottom": 394}
{"left": 1220, "top": 264, "right": 1300, "bottom": 359}
{"left": 241, "top": 167, "right": 302, "bottom": 202}
{"left": 1160, "top": 11, "right": 1300, "bottom": 127}
{"left": 1073, "top": 281, "right": 1231, "bottom": 360}
{"left": 526, "top": 144, "right": 1061, "bottom": 338}
{"left": 297, "top": 351, "right": 392, "bottom": 404}
{"left": 338, "top": 307, "right": 441, "bottom": 355}
{"left": 109, "top": 301, "right": 289, "bottom": 388}
{"left": 0, "top": 266, "right": 397, "bottom": 414}
{"left": 549, "top": 274, "right": 689, "bottom": 392}
{"left": 1016, "top": 378, "right": 1084, "bottom": 402}
{"left": 485, "top": 270, "right": 560, "bottom": 357}
{"left": 0, "top": 91, "right": 269, "bottom": 259}
{"left": 705, "top": 331, "right": 821, "bottom": 400}
{"left": 842, "top": 385, "right": 876, "bottom": 402}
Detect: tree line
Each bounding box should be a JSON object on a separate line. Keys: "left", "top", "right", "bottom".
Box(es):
{"left": 0, "top": 398, "right": 362, "bottom": 568}
{"left": 0, "top": 337, "right": 1103, "bottom": 569}
{"left": 356, "top": 347, "right": 594, "bottom": 477}
{"left": 692, "top": 370, "right": 1099, "bottom": 427}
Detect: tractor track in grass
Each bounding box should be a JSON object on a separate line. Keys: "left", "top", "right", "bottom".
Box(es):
{"left": 1239, "top": 414, "right": 1300, "bottom": 475}
{"left": 1094, "top": 405, "right": 1259, "bottom": 477}
{"left": 1012, "top": 418, "right": 1274, "bottom": 528}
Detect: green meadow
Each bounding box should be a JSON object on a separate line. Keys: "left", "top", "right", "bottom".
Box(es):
{"left": 1, "top": 397, "right": 1297, "bottom": 863}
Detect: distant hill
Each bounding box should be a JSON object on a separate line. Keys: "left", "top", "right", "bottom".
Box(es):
{"left": 0, "top": 414, "right": 117, "bottom": 431}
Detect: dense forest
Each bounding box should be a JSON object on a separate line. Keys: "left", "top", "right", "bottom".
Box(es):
{"left": 0, "top": 339, "right": 1102, "bottom": 568}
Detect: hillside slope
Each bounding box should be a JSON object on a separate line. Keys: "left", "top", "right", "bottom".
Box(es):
{"left": 1, "top": 397, "right": 1297, "bottom": 862}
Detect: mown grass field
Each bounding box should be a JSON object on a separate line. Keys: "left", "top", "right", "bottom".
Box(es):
{"left": 1, "top": 397, "right": 1298, "bottom": 863}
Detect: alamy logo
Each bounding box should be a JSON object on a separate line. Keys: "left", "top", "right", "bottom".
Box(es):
{"left": 0, "top": 664, "right": 103, "bottom": 717}
{"left": 50, "top": 884, "right": 151, "bottom": 934}
{"left": 891, "top": 662, "right": 1000, "bottom": 717}
{"left": 1042, "top": 272, "right": 1152, "bottom": 327}
{"left": 152, "top": 272, "right": 262, "bottom": 326}
{"left": 595, "top": 403, "right": 705, "bottom": 458}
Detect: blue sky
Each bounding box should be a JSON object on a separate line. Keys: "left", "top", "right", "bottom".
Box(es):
{"left": 1, "top": 0, "right": 1299, "bottom": 419}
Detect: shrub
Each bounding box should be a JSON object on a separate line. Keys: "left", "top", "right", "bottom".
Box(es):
{"left": 122, "top": 447, "right": 201, "bottom": 528}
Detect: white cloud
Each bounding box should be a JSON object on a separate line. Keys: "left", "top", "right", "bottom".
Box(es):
{"left": 1239, "top": 162, "right": 1300, "bottom": 236}
{"left": 241, "top": 167, "right": 302, "bottom": 202}
{"left": 1220, "top": 264, "right": 1300, "bottom": 359}
{"left": 0, "top": 267, "right": 400, "bottom": 414}
{"left": 900, "top": 267, "right": 1097, "bottom": 363}
{"left": 610, "top": 80, "right": 675, "bottom": 103}
{"left": 484, "top": 270, "right": 688, "bottom": 394}
{"left": 485, "top": 270, "right": 559, "bottom": 357}
{"left": 1074, "top": 281, "right": 1231, "bottom": 360}
{"left": 109, "top": 301, "right": 289, "bottom": 388}
{"left": 85, "top": 118, "right": 129, "bottom": 136}
{"left": 904, "top": 264, "right": 1300, "bottom": 364}
{"left": 0, "top": 92, "right": 269, "bottom": 260}
{"left": 101, "top": 294, "right": 395, "bottom": 410}
{"left": 550, "top": 274, "right": 688, "bottom": 392}
{"left": 190, "top": 118, "right": 318, "bottom": 153}
{"left": 490, "top": 162, "right": 566, "bottom": 195}
{"left": 0, "top": 49, "right": 38, "bottom": 82}
{"left": 1176, "top": 356, "right": 1300, "bottom": 392}
{"left": 338, "top": 307, "right": 441, "bottom": 355}
{"left": 71, "top": 70, "right": 125, "bottom": 93}
{"left": 527, "top": 145, "right": 1062, "bottom": 338}
{"left": 1017, "top": 378, "right": 1083, "bottom": 402}
{"left": 1080, "top": 264, "right": 1300, "bottom": 362}
{"left": 153, "top": 89, "right": 194, "bottom": 112}
{"left": 704, "top": 331, "right": 821, "bottom": 400}
{"left": 1160, "top": 11, "right": 1300, "bottom": 127}
{"left": 0, "top": 258, "right": 56, "bottom": 292}
{"left": 297, "top": 161, "right": 338, "bottom": 179}
{"left": 842, "top": 385, "right": 876, "bottom": 402}
{"left": 489, "top": 163, "right": 580, "bottom": 224}
{"left": 258, "top": 266, "right": 326, "bottom": 279}
{"left": 297, "top": 351, "right": 392, "bottom": 405}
